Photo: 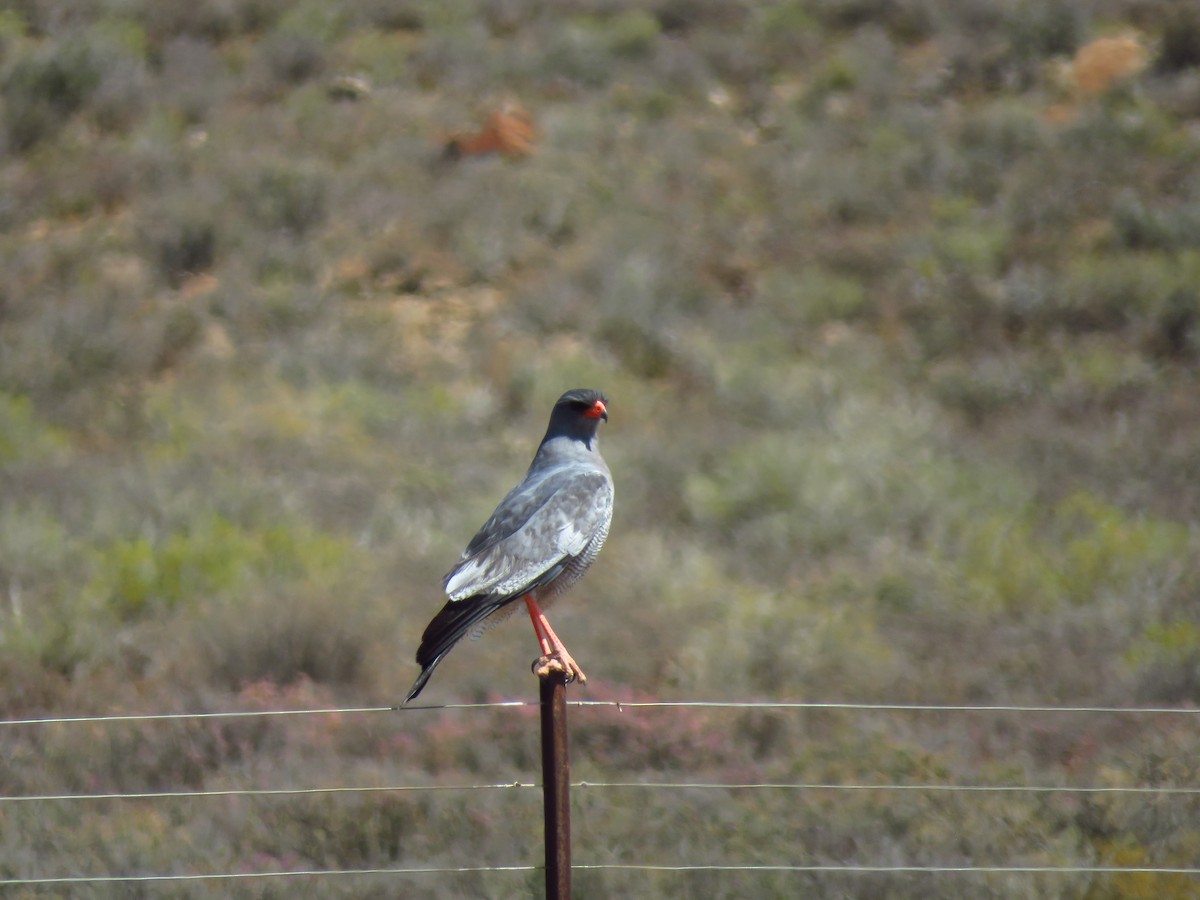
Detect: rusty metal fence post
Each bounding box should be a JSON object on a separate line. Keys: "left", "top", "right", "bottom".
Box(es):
{"left": 539, "top": 670, "right": 571, "bottom": 900}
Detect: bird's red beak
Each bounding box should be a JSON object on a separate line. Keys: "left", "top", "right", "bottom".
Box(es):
{"left": 585, "top": 399, "right": 608, "bottom": 421}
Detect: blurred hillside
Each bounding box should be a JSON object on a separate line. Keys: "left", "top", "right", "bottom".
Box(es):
{"left": 2, "top": 0, "right": 1200, "bottom": 896}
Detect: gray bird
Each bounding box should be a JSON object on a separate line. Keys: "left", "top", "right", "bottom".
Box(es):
{"left": 405, "top": 389, "right": 613, "bottom": 702}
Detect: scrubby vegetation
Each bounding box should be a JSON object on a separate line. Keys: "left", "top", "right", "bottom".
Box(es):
{"left": 2, "top": 0, "right": 1199, "bottom": 896}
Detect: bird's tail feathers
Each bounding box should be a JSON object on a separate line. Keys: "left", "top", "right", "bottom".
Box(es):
{"left": 404, "top": 594, "right": 512, "bottom": 703}
{"left": 404, "top": 663, "right": 440, "bottom": 703}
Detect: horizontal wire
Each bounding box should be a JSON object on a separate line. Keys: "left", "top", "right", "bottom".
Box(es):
{"left": 6, "top": 780, "right": 1199, "bottom": 805}
{"left": 570, "top": 700, "right": 1200, "bottom": 715}
{"left": 0, "top": 866, "right": 535, "bottom": 886}
{"left": 3, "top": 697, "right": 1197, "bottom": 728}
{"left": 4, "top": 863, "right": 1199, "bottom": 885}
{"left": 576, "top": 781, "right": 1200, "bottom": 795}
{"left": 2, "top": 782, "right": 537, "bottom": 803}
{"left": 576, "top": 864, "right": 1200, "bottom": 875}
{"left": 0, "top": 701, "right": 526, "bottom": 727}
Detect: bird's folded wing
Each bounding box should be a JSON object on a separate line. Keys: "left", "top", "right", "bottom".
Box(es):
{"left": 443, "top": 470, "right": 612, "bottom": 602}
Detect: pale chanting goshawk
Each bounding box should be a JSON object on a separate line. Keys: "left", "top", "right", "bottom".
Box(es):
{"left": 405, "top": 389, "right": 613, "bottom": 702}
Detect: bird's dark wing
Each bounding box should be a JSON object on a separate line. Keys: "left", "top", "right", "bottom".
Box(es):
{"left": 443, "top": 467, "right": 612, "bottom": 602}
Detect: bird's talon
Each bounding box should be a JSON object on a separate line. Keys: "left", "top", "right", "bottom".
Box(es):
{"left": 532, "top": 655, "right": 561, "bottom": 679}
{"left": 533, "top": 653, "right": 586, "bottom": 684}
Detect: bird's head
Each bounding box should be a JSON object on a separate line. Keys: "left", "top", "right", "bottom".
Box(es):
{"left": 543, "top": 388, "right": 608, "bottom": 448}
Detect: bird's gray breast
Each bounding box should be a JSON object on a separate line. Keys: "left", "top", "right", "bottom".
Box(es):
{"left": 540, "top": 491, "right": 612, "bottom": 601}
{"left": 444, "top": 459, "right": 613, "bottom": 603}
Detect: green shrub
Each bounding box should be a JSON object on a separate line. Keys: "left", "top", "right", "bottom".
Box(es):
{"left": 243, "top": 163, "right": 328, "bottom": 236}
{"left": 86, "top": 515, "right": 356, "bottom": 621}
{"left": 275, "top": 0, "right": 350, "bottom": 43}
{"left": 603, "top": 10, "right": 662, "bottom": 58}
{"left": 0, "top": 8, "right": 26, "bottom": 47}
{"left": 1058, "top": 250, "right": 1200, "bottom": 335}
{"left": 142, "top": 201, "right": 218, "bottom": 287}
{"left": 1, "top": 22, "right": 151, "bottom": 151}
{"left": 196, "top": 588, "right": 376, "bottom": 688}
{"left": 0, "top": 392, "right": 68, "bottom": 461}
{"left": 339, "top": 28, "right": 412, "bottom": 82}
{"left": 950, "top": 491, "right": 1192, "bottom": 614}
{"left": 160, "top": 35, "right": 228, "bottom": 124}
{"left": 1157, "top": 7, "right": 1200, "bottom": 73}
{"left": 540, "top": 20, "right": 619, "bottom": 88}
{"left": 1003, "top": 0, "right": 1087, "bottom": 65}
{"left": 88, "top": 518, "right": 253, "bottom": 620}
{"left": 3, "top": 34, "right": 104, "bottom": 150}
{"left": 1128, "top": 620, "right": 1200, "bottom": 702}
{"left": 1111, "top": 191, "right": 1200, "bottom": 251}
{"left": 258, "top": 31, "right": 326, "bottom": 86}
{"left": 763, "top": 265, "right": 868, "bottom": 326}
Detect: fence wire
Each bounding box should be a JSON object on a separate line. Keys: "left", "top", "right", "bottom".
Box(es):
{"left": 5, "top": 780, "right": 1200, "bottom": 805}
{"left": 5, "top": 696, "right": 1198, "bottom": 888}
{"left": 3, "top": 863, "right": 1199, "bottom": 887}
{"left": 3, "top": 697, "right": 1198, "bottom": 727}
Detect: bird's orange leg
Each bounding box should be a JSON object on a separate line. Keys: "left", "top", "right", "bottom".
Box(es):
{"left": 524, "top": 593, "right": 555, "bottom": 657}
{"left": 523, "top": 592, "right": 588, "bottom": 685}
